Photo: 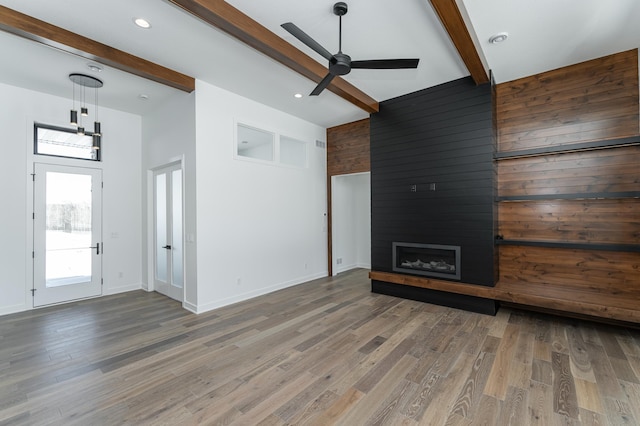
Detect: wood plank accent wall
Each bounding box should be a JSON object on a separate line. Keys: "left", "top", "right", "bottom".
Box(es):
{"left": 496, "top": 49, "right": 639, "bottom": 152}
{"left": 370, "top": 77, "right": 496, "bottom": 288}
{"left": 495, "top": 49, "right": 640, "bottom": 309}
{"left": 497, "top": 145, "right": 640, "bottom": 198}
{"left": 327, "top": 118, "right": 371, "bottom": 177}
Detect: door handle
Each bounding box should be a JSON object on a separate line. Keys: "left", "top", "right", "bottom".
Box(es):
{"left": 162, "top": 245, "right": 172, "bottom": 250}
{"left": 90, "top": 242, "right": 100, "bottom": 255}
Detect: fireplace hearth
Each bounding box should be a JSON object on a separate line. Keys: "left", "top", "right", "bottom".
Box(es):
{"left": 393, "top": 242, "right": 461, "bottom": 280}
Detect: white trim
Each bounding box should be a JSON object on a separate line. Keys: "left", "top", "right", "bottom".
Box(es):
{"left": 190, "top": 272, "right": 327, "bottom": 314}
{"left": 103, "top": 283, "right": 142, "bottom": 295}
{"left": 0, "top": 303, "right": 28, "bottom": 317}
{"left": 146, "top": 169, "right": 155, "bottom": 292}
{"left": 182, "top": 300, "right": 198, "bottom": 314}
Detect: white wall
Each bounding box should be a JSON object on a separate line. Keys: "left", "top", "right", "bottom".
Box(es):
{"left": 332, "top": 172, "right": 371, "bottom": 274}
{"left": 193, "top": 80, "right": 328, "bottom": 313}
{"left": 142, "top": 91, "right": 197, "bottom": 308}
{"left": 0, "top": 82, "right": 142, "bottom": 315}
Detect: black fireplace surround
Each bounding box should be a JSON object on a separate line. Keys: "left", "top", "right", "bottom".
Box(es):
{"left": 370, "top": 76, "right": 497, "bottom": 315}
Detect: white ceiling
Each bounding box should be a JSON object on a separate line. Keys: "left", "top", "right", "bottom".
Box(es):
{"left": 1, "top": 0, "right": 639, "bottom": 128}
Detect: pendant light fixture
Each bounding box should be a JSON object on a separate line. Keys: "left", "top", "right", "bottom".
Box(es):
{"left": 70, "top": 80, "right": 78, "bottom": 126}
{"left": 69, "top": 73, "right": 103, "bottom": 146}
{"left": 93, "top": 82, "right": 101, "bottom": 137}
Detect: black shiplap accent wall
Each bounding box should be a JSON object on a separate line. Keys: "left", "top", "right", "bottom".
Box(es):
{"left": 371, "top": 76, "right": 496, "bottom": 286}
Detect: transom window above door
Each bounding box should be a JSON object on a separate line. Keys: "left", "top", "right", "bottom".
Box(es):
{"left": 34, "top": 123, "right": 100, "bottom": 161}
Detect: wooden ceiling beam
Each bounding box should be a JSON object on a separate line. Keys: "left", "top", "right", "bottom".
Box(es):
{"left": 167, "top": 0, "right": 379, "bottom": 113}
{"left": 429, "top": 0, "right": 489, "bottom": 85}
{"left": 0, "top": 5, "right": 195, "bottom": 92}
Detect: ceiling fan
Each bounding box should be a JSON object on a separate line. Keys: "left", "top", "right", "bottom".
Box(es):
{"left": 281, "top": 2, "right": 420, "bottom": 96}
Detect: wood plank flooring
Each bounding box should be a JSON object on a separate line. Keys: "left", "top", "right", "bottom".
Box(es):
{"left": 1, "top": 269, "right": 639, "bottom": 425}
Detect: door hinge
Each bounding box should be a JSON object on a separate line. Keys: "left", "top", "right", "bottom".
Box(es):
{"left": 101, "top": 278, "right": 104, "bottom": 285}
{"left": 31, "top": 173, "right": 35, "bottom": 181}
{"left": 32, "top": 212, "right": 35, "bottom": 220}
{"left": 102, "top": 182, "right": 104, "bottom": 188}
{"left": 30, "top": 289, "right": 36, "bottom": 296}
{"left": 32, "top": 251, "right": 35, "bottom": 258}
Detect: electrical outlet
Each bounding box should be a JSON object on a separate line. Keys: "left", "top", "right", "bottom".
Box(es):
{"left": 236, "top": 277, "right": 241, "bottom": 286}
{"left": 336, "top": 258, "right": 342, "bottom": 265}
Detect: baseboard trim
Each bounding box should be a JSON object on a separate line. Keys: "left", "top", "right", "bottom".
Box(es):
{"left": 0, "top": 303, "right": 28, "bottom": 317}
{"left": 183, "top": 300, "right": 198, "bottom": 313}
{"left": 104, "top": 283, "right": 142, "bottom": 296}
{"left": 192, "top": 272, "right": 328, "bottom": 314}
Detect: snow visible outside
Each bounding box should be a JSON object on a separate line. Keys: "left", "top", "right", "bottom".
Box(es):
{"left": 46, "top": 230, "right": 92, "bottom": 287}
{"left": 45, "top": 172, "right": 93, "bottom": 287}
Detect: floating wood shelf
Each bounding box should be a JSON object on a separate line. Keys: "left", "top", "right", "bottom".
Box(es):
{"left": 495, "top": 239, "right": 640, "bottom": 253}
{"left": 369, "top": 270, "right": 640, "bottom": 323}
{"left": 497, "top": 191, "right": 640, "bottom": 202}
{"left": 494, "top": 136, "right": 640, "bottom": 160}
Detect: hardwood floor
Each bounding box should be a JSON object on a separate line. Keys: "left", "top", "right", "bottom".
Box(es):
{"left": 1, "top": 269, "right": 639, "bottom": 425}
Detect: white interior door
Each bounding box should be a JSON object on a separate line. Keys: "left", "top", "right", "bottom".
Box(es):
{"left": 33, "top": 163, "right": 102, "bottom": 307}
{"left": 154, "top": 164, "right": 184, "bottom": 301}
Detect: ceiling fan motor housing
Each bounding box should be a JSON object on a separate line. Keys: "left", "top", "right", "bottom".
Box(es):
{"left": 281, "top": 1, "right": 419, "bottom": 95}
{"left": 330, "top": 53, "right": 352, "bottom": 75}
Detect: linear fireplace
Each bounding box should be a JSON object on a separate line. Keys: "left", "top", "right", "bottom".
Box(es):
{"left": 392, "top": 242, "right": 461, "bottom": 280}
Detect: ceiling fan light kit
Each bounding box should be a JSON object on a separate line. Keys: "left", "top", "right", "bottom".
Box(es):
{"left": 281, "top": 2, "right": 420, "bottom": 96}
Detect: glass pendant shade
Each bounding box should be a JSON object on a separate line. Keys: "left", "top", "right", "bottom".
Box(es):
{"left": 70, "top": 109, "right": 78, "bottom": 126}
{"left": 81, "top": 107, "right": 88, "bottom": 116}
{"left": 92, "top": 134, "right": 101, "bottom": 150}
{"left": 77, "top": 126, "right": 85, "bottom": 135}
{"left": 93, "top": 121, "right": 101, "bottom": 136}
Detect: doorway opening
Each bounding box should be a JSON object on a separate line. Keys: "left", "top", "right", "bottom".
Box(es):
{"left": 331, "top": 172, "right": 371, "bottom": 276}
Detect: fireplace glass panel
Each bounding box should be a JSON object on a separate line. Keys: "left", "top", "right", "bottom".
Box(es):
{"left": 393, "top": 242, "right": 461, "bottom": 280}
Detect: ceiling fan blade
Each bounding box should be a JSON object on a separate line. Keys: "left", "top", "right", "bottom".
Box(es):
{"left": 281, "top": 22, "right": 334, "bottom": 61}
{"left": 310, "top": 73, "right": 336, "bottom": 96}
{"left": 351, "top": 59, "right": 420, "bottom": 69}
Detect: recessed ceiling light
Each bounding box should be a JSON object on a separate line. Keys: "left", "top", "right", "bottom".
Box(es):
{"left": 138, "top": 94, "right": 149, "bottom": 100}
{"left": 87, "top": 63, "right": 103, "bottom": 72}
{"left": 133, "top": 18, "right": 151, "bottom": 29}
{"left": 489, "top": 32, "right": 508, "bottom": 44}
{"left": 294, "top": 93, "right": 303, "bottom": 99}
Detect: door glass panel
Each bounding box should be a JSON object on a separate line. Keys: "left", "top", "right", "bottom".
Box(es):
{"left": 45, "top": 172, "right": 92, "bottom": 287}
{"left": 171, "top": 169, "right": 183, "bottom": 288}
{"left": 155, "top": 173, "right": 167, "bottom": 283}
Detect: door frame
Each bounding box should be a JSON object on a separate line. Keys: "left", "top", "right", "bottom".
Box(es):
{"left": 32, "top": 162, "right": 103, "bottom": 306}
{"left": 146, "top": 158, "right": 185, "bottom": 303}
{"left": 26, "top": 149, "right": 106, "bottom": 310}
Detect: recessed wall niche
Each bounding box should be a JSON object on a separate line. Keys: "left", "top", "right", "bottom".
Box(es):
{"left": 236, "top": 123, "right": 275, "bottom": 162}
{"left": 235, "top": 123, "right": 309, "bottom": 168}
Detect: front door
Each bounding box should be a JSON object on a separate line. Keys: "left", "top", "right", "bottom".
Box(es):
{"left": 154, "top": 164, "right": 184, "bottom": 301}
{"left": 33, "top": 163, "right": 102, "bottom": 307}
